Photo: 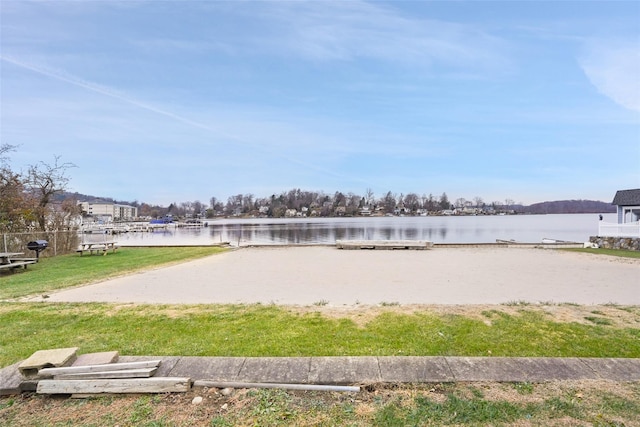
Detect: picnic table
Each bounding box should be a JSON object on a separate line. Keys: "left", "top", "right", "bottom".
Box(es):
{"left": 77, "top": 241, "right": 119, "bottom": 256}
{"left": 0, "top": 252, "right": 37, "bottom": 271}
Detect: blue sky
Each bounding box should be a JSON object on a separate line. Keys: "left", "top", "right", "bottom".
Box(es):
{"left": 1, "top": 1, "right": 639, "bottom": 206}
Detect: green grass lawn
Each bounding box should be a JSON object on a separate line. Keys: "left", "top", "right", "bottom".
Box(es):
{"left": 1, "top": 247, "right": 639, "bottom": 426}
{"left": 565, "top": 247, "right": 640, "bottom": 258}
{"left": 1, "top": 302, "right": 639, "bottom": 367}
{"left": 0, "top": 246, "right": 226, "bottom": 300}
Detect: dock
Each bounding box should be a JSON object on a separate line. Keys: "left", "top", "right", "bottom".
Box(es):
{"left": 495, "top": 239, "right": 585, "bottom": 249}
{"left": 336, "top": 240, "right": 433, "bottom": 250}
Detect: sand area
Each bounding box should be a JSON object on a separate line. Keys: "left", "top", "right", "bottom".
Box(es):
{"left": 36, "top": 246, "right": 639, "bottom": 306}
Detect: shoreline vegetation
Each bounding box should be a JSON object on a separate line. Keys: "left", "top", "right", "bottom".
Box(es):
{"left": 68, "top": 186, "right": 615, "bottom": 219}
{"left": 2, "top": 247, "right": 639, "bottom": 426}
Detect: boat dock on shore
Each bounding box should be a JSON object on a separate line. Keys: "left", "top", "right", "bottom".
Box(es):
{"left": 336, "top": 240, "right": 433, "bottom": 250}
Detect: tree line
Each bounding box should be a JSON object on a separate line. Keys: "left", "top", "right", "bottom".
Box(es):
{"left": 134, "top": 189, "right": 519, "bottom": 219}
{"left": 3, "top": 144, "right": 610, "bottom": 229}
{"left": 1, "top": 144, "right": 78, "bottom": 232}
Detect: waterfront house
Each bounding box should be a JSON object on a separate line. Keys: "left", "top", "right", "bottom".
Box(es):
{"left": 612, "top": 188, "right": 640, "bottom": 224}
{"left": 595, "top": 188, "right": 640, "bottom": 241}
{"left": 359, "top": 207, "right": 372, "bottom": 216}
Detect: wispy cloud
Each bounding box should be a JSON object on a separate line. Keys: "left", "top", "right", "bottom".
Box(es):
{"left": 0, "top": 55, "right": 220, "bottom": 132}
{"left": 225, "top": 1, "right": 511, "bottom": 73}
{"left": 579, "top": 40, "right": 640, "bottom": 112}
{"left": 0, "top": 54, "right": 368, "bottom": 185}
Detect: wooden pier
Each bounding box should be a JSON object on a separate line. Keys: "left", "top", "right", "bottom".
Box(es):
{"left": 336, "top": 240, "right": 433, "bottom": 250}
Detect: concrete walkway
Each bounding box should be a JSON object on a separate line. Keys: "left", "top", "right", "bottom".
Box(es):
{"left": 122, "top": 355, "right": 640, "bottom": 384}
{"left": 4, "top": 356, "right": 640, "bottom": 395}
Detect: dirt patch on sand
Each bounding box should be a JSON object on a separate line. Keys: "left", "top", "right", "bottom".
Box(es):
{"left": 289, "top": 303, "right": 640, "bottom": 329}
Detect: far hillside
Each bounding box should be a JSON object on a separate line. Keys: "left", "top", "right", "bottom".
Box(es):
{"left": 523, "top": 200, "right": 615, "bottom": 214}
{"left": 57, "top": 192, "right": 616, "bottom": 216}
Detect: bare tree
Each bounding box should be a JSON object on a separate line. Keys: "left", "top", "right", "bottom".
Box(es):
{"left": 439, "top": 192, "right": 450, "bottom": 210}
{"left": 24, "top": 155, "right": 75, "bottom": 231}
{"left": 242, "top": 194, "right": 254, "bottom": 213}
{"left": 346, "top": 192, "right": 361, "bottom": 215}
{"left": 1, "top": 144, "right": 17, "bottom": 164}
{"left": 49, "top": 196, "right": 83, "bottom": 231}
{"left": 365, "top": 188, "right": 375, "bottom": 206}
{"left": 426, "top": 193, "right": 437, "bottom": 211}
{"left": 505, "top": 198, "right": 515, "bottom": 210}
{"left": 0, "top": 145, "right": 31, "bottom": 232}
{"left": 382, "top": 191, "right": 396, "bottom": 213}
{"left": 226, "top": 194, "right": 243, "bottom": 215}
{"left": 192, "top": 200, "right": 205, "bottom": 217}
{"left": 404, "top": 193, "right": 420, "bottom": 213}
{"left": 179, "top": 201, "right": 193, "bottom": 217}
{"left": 455, "top": 197, "right": 467, "bottom": 208}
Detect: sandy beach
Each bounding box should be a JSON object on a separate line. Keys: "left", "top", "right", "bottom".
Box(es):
{"left": 36, "top": 247, "right": 639, "bottom": 306}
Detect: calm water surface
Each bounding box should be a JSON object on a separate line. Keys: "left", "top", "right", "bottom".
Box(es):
{"left": 117, "top": 213, "right": 613, "bottom": 246}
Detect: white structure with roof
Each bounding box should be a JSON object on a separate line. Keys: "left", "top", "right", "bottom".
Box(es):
{"left": 79, "top": 201, "right": 138, "bottom": 221}
{"left": 598, "top": 189, "right": 640, "bottom": 238}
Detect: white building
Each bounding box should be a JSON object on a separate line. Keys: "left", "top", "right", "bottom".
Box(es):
{"left": 79, "top": 201, "right": 138, "bottom": 221}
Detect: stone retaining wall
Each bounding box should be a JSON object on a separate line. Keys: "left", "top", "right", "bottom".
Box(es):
{"left": 589, "top": 236, "right": 640, "bottom": 251}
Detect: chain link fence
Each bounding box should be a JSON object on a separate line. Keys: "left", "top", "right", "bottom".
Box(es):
{"left": 1, "top": 231, "right": 80, "bottom": 257}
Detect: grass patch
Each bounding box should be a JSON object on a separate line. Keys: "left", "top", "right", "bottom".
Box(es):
{"left": 512, "top": 382, "right": 534, "bottom": 395}
{"left": 372, "top": 384, "right": 640, "bottom": 426}
{"left": 0, "top": 247, "right": 226, "bottom": 299}
{"left": 564, "top": 248, "right": 640, "bottom": 259}
{"left": 2, "top": 303, "right": 640, "bottom": 367}
{"left": 3, "top": 382, "right": 639, "bottom": 426}
{"left": 502, "top": 300, "right": 530, "bottom": 307}
{"left": 584, "top": 316, "right": 614, "bottom": 326}
{"left": 376, "top": 394, "right": 526, "bottom": 425}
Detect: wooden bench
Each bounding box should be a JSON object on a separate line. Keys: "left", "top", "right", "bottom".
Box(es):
{"left": 77, "top": 242, "right": 119, "bottom": 256}
{"left": 0, "top": 260, "right": 37, "bottom": 271}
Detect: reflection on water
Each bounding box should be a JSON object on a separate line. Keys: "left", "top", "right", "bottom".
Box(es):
{"left": 115, "top": 213, "right": 612, "bottom": 246}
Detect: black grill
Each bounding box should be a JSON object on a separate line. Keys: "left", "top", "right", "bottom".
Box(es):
{"left": 27, "top": 240, "right": 48, "bottom": 259}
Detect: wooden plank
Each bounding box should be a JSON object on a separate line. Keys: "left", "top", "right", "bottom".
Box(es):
{"left": 54, "top": 367, "right": 157, "bottom": 380}
{"left": 37, "top": 377, "right": 191, "bottom": 394}
{"left": 39, "top": 360, "right": 160, "bottom": 377}
{"left": 336, "top": 240, "right": 433, "bottom": 250}
{"left": 7, "top": 261, "right": 36, "bottom": 268}
{"left": 0, "top": 261, "right": 36, "bottom": 270}
{"left": 72, "top": 351, "right": 119, "bottom": 367}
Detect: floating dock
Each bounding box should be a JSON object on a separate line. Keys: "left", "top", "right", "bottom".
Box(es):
{"left": 495, "top": 239, "right": 585, "bottom": 249}
{"left": 336, "top": 240, "right": 433, "bottom": 250}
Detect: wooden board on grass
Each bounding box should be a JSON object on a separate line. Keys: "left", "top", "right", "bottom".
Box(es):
{"left": 54, "top": 367, "right": 158, "bottom": 380}
{"left": 38, "top": 360, "right": 160, "bottom": 377}
{"left": 37, "top": 377, "right": 191, "bottom": 394}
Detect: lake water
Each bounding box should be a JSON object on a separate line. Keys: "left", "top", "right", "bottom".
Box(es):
{"left": 116, "top": 213, "right": 614, "bottom": 246}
